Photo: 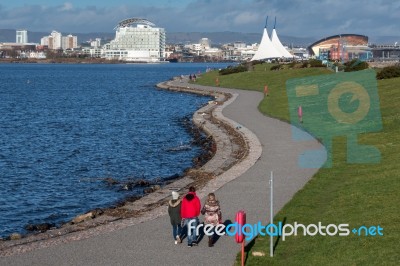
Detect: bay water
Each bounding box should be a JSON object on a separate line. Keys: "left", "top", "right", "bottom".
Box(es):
{"left": 0, "top": 62, "right": 229, "bottom": 238}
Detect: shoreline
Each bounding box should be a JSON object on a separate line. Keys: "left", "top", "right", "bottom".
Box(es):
{"left": 0, "top": 77, "right": 262, "bottom": 256}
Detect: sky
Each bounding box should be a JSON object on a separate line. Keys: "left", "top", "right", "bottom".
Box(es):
{"left": 0, "top": 0, "right": 399, "bottom": 38}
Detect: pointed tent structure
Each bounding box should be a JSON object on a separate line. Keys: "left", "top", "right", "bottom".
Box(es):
{"left": 271, "top": 17, "right": 293, "bottom": 58}
{"left": 251, "top": 17, "right": 282, "bottom": 61}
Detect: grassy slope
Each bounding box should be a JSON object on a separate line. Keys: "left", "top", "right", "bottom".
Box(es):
{"left": 196, "top": 64, "right": 400, "bottom": 265}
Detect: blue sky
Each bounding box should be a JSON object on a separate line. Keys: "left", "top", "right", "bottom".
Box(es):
{"left": 0, "top": 0, "right": 399, "bottom": 37}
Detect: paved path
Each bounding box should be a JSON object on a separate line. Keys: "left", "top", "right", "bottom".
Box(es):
{"left": 0, "top": 81, "right": 324, "bottom": 266}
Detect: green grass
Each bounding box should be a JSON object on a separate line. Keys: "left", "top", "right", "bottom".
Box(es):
{"left": 196, "top": 64, "right": 400, "bottom": 265}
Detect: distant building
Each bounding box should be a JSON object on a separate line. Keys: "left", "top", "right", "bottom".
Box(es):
{"left": 291, "top": 48, "right": 309, "bottom": 59}
{"left": 200, "top": 38, "right": 210, "bottom": 50}
{"left": 371, "top": 44, "right": 400, "bottom": 59}
{"left": 62, "top": 34, "right": 78, "bottom": 49}
{"left": 0, "top": 43, "right": 35, "bottom": 51}
{"left": 28, "top": 51, "right": 46, "bottom": 59}
{"left": 16, "top": 30, "right": 28, "bottom": 44}
{"left": 234, "top": 41, "right": 246, "bottom": 49}
{"left": 103, "top": 18, "right": 166, "bottom": 62}
{"left": 40, "top": 36, "right": 49, "bottom": 46}
{"left": 82, "top": 47, "right": 103, "bottom": 58}
{"left": 41, "top": 31, "right": 62, "bottom": 50}
{"left": 308, "top": 34, "right": 372, "bottom": 61}
{"left": 90, "top": 38, "right": 102, "bottom": 48}
{"left": 251, "top": 22, "right": 288, "bottom": 60}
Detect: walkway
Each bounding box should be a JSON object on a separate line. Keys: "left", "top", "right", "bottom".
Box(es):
{"left": 0, "top": 80, "right": 324, "bottom": 266}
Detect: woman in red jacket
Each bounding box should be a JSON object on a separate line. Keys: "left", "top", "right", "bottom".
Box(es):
{"left": 181, "top": 186, "right": 201, "bottom": 247}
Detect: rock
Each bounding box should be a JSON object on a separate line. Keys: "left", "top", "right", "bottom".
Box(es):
{"left": 143, "top": 185, "right": 161, "bottom": 194}
{"left": 72, "top": 212, "right": 94, "bottom": 224}
{"left": 143, "top": 187, "right": 154, "bottom": 194}
{"left": 137, "top": 179, "right": 150, "bottom": 187}
{"left": 92, "top": 208, "right": 104, "bottom": 218}
{"left": 252, "top": 251, "right": 266, "bottom": 257}
{"left": 104, "top": 177, "right": 119, "bottom": 186}
{"left": 121, "top": 184, "right": 131, "bottom": 190}
{"left": 9, "top": 233, "right": 22, "bottom": 240}
{"left": 36, "top": 223, "right": 55, "bottom": 231}
{"left": 25, "top": 223, "right": 54, "bottom": 232}
{"left": 25, "top": 224, "right": 35, "bottom": 231}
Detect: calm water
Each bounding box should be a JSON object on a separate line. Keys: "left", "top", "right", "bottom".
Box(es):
{"left": 0, "top": 63, "right": 229, "bottom": 237}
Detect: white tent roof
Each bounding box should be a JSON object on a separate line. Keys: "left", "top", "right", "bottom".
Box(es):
{"left": 271, "top": 28, "right": 293, "bottom": 58}
{"left": 251, "top": 28, "right": 282, "bottom": 61}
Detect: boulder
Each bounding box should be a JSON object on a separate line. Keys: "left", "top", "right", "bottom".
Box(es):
{"left": 72, "top": 212, "right": 94, "bottom": 224}
{"left": 9, "top": 233, "right": 22, "bottom": 240}
{"left": 25, "top": 223, "right": 54, "bottom": 232}
{"left": 143, "top": 187, "right": 154, "bottom": 194}
{"left": 137, "top": 179, "right": 150, "bottom": 187}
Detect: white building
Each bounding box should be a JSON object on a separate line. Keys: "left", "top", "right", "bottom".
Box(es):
{"left": 62, "top": 34, "right": 78, "bottom": 49}
{"left": 82, "top": 47, "right": 103, "bottom": 58}
{"left": 103, "top": 18, "right": 166, "bottom": 62}
{"left": 28, "top": 51, "right": 46, "bottom": 59}
{"left": 251, "top": 18, "right": 293, "bottom": 61}
{"left": 41, "top": 31, "right": 62, "bottom": 50}
{"left": 90, "top": 38, "right": 102, "bottom": 48}
{"left": 204, "top": 47, "right": 222, "bottom": 58}
{"left": 191, "top": 43, "right": 202, "bottom": 55}
{"left": 16, "top": 30, "right": 28, "bottom": 44}
{"left": 40, "top": 36, "right": 49, "bottom": 46}
{"left": 200, "top": 38, "right": 210, "bottom": 50}
{"left": 234, "top": 41, "right": 246, "bottom": 49}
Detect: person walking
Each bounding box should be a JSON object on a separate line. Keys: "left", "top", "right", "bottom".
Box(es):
{"left": 201, "top": 193, "right": 222, "bottom": 247}
{"left": 168, "top": 191, "right": 182, "bottom": 245}
{"left": 181, "top": 186, "right": 201, "bottom": 247}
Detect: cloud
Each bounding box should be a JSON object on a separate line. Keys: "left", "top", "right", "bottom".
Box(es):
{"left": 0, "top": 0, "right": 398, "bottom": 38}
{"left": 59, "top": 2, "right": 73, "bottom": 12}
{"left": 233, "top": 12, "right": 262, "bottom": 25}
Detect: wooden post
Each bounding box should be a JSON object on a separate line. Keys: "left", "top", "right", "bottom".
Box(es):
{"left": 241, "top": 240, "right": 245, "bottom": 266}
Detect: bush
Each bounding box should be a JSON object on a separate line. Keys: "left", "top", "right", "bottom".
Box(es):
{"left": 251, "top": 60, "right": 264, "bottom": 66}
{"left": 301, "top": 62, "right": 309, "bottom": 68}
{"left": 308, "top": 59, "right": 324, "bottom": 67}
{"left": 219, "top": 64, "right": 247, "bottom": 75}
{"left": 270, "top": 64, "right": 283, "bottom": 71}
{"left": 344, "top": 59, "right": 369, "bottom": 72}
{"left": 376, "top": 64, "right": 400, "bottom": 80}
{"left": 288, "top": 61, "right": 297, "bottom": 68}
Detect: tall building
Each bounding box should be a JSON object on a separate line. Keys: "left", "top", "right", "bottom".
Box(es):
{"left": 41, "top": 31, "right": 62, "bottom": 50}
{"left": 104, "top": 18, "right": 166, "bottom": 62}
{"left": 90, "top": 38, "right": 102, "bottom": 48}
{"left": 50, "top": 31, "right": 62, "bottom": 50}
{"left": 200, "top": 38, "right": 210, "bottom": 50}
{"left": 16, "top": 29, "right": 28, "bottom": 44}
{"left": 62, "top": 34, "right": 78, "bottom": 49}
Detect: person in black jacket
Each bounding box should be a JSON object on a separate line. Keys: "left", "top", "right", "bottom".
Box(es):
{"left": 168, "top": 191, "right": 182, "bottom": 244}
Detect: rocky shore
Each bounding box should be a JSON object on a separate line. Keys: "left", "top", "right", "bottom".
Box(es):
{"left": 0, "top": 76, "right": 262, "bottom": 256}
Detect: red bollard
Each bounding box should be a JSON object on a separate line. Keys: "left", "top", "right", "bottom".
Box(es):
{"left": 298, "top": 105, "right": 303, "bottom": 123}
{"left": 235, "top": 210, "right": 246, "bottom": 266}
